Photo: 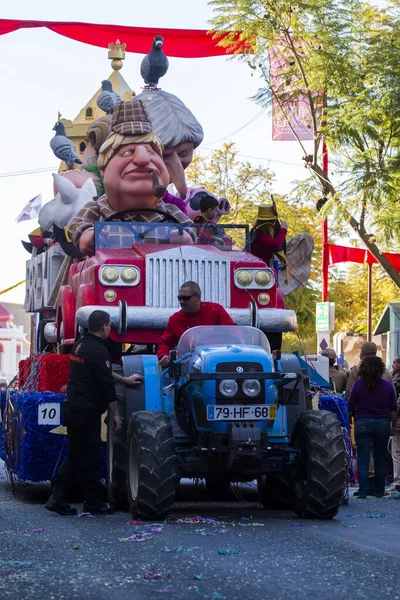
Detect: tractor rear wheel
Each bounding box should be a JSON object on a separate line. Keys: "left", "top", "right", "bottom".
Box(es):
{"left": 291, "top": 410, "right": 346, "bottom": 519}
{"left": 126, "top": 411, "right": 176, "bottom": 520}
{"left": 258, "top": 473, "right": 292, "bottom": 509}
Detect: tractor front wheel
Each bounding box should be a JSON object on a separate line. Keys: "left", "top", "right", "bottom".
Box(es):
{"left": 126, "top": 411, "right": 176, "bottom": 520}
{"left": 291, "top": 410, "right": 346, "bottom": 519}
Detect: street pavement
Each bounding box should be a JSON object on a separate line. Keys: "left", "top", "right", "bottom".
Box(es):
{"left": 1, "top": 463, "right": 400, "bottom": 600}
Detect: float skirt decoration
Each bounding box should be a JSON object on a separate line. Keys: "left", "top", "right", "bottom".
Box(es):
{"left": 1, "top": 390, "right": 106, "bottom": 482}
{"left": 18, "top": 354, "right": 70, "bottom": 393}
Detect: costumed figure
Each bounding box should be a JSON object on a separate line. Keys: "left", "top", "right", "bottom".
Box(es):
{"left": 250, "top": 203, "right": 288, "bottom": 268}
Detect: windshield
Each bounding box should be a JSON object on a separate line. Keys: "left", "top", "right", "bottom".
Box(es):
{"left": 177, "top": 326, "right": 271, "bottom": 357}
{"left": 94, "top": 222, "right": 250, "bottom": 252}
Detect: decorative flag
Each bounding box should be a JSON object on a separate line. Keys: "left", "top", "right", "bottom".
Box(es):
{"left": 269, "top": 43, "right": 315, "bottom": 141}
{"left": 15, "top": 194, "right": 42, "bottom": 223}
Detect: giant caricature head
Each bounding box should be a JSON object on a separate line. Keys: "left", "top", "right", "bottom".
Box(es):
{"left": 135, "top": 89, "right": 204, "bottom": 196}
{"left": 97, "top": 99, "right": 170, "bottom": 212}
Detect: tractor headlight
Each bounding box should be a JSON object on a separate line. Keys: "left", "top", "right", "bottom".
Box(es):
{"left": 219, "top": 379, "right": 238, "bottom": 398}
{"left": 254, "top": 270, "right": 271, "bottom": 286}
{"left": 242, "top": 379, "right": 261, "bottom": 397}
{"left": 236, "top": 270, "right": 253, "bottom": 287}
{"left": 120, "top": 267, "right": 138, "bottom": 284}
{"left": 102, "top": 267, "right": 119, "bottom": 284}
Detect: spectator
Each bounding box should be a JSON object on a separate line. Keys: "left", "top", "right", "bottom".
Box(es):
{"left": 157, "top": 281, "right": 235, "bottom": 368}
{"left": 388, "top": 356, "right": 400, "bottom": 493}
{"left": 346, "top": 341, "right": 393, "bottom": 399}
{"left": 348, "top": 356, "right": 397, "bottom": 499}
{"left": 320, "top": 348, "right": 347, "bottom": 393}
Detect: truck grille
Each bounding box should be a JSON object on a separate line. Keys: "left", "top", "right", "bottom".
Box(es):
{"left": 146, "top": 247, "right": 231, "bottom": 308}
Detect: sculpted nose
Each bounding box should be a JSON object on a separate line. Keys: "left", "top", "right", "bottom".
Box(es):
{"left": 132, "top": 145, "right": 151, "bottom": 166}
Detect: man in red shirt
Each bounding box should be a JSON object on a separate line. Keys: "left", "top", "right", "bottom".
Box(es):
{"left": 157, "top": 281, "right": 235, "bottom": 368}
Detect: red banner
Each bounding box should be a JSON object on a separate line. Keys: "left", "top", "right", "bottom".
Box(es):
{"left": 326, "top": 243, "right": 400, "bottom": 271}
{"left": 0, "top": 19, "right": 251, "bottom": 58}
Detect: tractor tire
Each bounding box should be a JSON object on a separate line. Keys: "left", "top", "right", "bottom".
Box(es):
{"left": 257, "top": 473, "right": 292, "bottom": 510}
{"left": 126, "top": 411, "right": 176, "bottom": 520}
{"left": 205, "top": 477, "right": 231, "bottom": 500}
{"left": 291, "top": 410, "right": 346, "bottom": 519}
{"left": 106, "top": 408, "right": 128, "bottom": 509}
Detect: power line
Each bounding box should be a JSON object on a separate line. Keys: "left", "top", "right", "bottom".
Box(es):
{"left": 203, "top": 110, "right": 267, "bottom": 146}
{"left": 197, "top": 146, "right": 304, "bottom": 168}
{"left": 0, "top": 166, "right": 58, "bottom": 179}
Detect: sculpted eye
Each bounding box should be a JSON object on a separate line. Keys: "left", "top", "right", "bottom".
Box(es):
{"left": 121, "top": 148, "right": 135, "bottom": 157}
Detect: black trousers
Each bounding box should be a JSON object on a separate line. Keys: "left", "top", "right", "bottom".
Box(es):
{"left": 53, "top": 407, "right": 102, "bottom": 504}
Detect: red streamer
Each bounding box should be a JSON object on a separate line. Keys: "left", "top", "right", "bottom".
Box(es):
{"left": 0, "top": 19, "right": 251, "bottom": 58}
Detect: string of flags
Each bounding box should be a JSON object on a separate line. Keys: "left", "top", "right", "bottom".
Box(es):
{"left": 15, "top": 194, "right": 42, "bottom": 223}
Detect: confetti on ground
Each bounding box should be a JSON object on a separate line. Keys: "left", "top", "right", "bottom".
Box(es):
{"left": 0, "top": 561, "right": 35, "bottom": 577}
{"left": 162, "top": 546, "right": 200, "bottom": 553}
{"left": 120, "top": 533, "right": 153, "bottom": 543}
{"left": 175, "top": 516, "right": 222, "bottom": 526}
{"left": 239, "top": 522, "right": 265, "bottom": 527}
{"left": 217, "top": 548, "right": 240, "bottom": 555}
{"left": 143, "top": 569, "right": 171, "bottom": 581}
{"left": 77, "top": 512, "right": 95, "bottom": 518}
{"left": 194, "top": 574, "right": 204, "bottom": 581}
{"left": 18, "top": 528, "right": 44, "bottom": 535}
{"left": 346, "top": 513, "right": 388, "bottom": 519}
{"left": 189, "top": 587, "right": 223, "bottom": 599}
{"left": 124, "top": 519, "right": 143, "bottom": 525}
{"left": 289, "top": 522, "right": 305, "bottom": 527}
{"left": 72, "top": 544, "right": 80, "bottom": 550}
{"left": 147, "top": 525, "right": 165, "bottom": 534}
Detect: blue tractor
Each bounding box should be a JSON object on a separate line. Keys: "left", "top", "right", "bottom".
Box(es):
{"left": 107, "top": 325, "right": 346, "bottom": 520}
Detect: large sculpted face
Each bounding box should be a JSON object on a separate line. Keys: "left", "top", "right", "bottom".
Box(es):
{"left": 103, "top": 142, "right": 170, "bottom": 210}
{"left": 163, "top": 141, "right": 194, "bottom": 196}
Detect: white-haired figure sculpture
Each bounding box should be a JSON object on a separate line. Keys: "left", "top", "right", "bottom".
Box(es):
{"left": 135, "top": 88, "right": 204, "bottom": 197}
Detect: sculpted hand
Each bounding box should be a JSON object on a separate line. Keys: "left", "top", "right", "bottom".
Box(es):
{"left": 159, "top": 356, "right": 171, "bottom": 369}
{"left": 78, "top": 227, "right": 95, "bottom": 256}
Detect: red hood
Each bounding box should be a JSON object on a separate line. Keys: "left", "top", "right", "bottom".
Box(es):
{"left": 96, "top": 244, "right": 267, "bottom": 265}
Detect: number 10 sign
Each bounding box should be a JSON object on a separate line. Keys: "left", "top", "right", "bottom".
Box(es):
{"left": 38, "top": 403, "right": 61, "bottom": 426}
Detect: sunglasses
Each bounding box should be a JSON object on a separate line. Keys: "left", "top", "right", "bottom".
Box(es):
{"left": 178, "top": 294, "right": 197, "bottom": 302}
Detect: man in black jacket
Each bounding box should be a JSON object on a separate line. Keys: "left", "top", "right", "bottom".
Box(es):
{"left": 45, "top": 310, "right": 142, "bottom": 515}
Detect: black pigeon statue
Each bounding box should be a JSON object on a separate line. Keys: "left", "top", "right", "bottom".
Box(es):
{"left": 97, "top": 80, "right": 122, "bottom": 115}
{"left": 140, "top": 35, "right": 169, "bottom": 87}
{"left": 50, "top": 122, "right": 82, "bottom": 169}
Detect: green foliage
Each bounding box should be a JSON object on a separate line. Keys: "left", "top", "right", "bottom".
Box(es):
{"left": 209, "top": 0, "right": 400, "bottom": 287}
{"left": 188, "top": 142, "right": 398, "bottom": 353}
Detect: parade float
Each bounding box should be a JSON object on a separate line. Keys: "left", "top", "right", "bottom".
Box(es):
{"left": 0, "top": 31, "right": 349, "bottom": 511}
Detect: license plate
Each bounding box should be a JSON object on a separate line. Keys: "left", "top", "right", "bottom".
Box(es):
{"left": 207, "top": 405, "right": 277, "bottom": 421}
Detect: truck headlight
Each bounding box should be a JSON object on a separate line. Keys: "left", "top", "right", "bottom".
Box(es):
{"left": 242, "top": 379, "right": 261, "bottom": 397}
{"left": 254, "top": 270, "right": 271, "bottom": 286}
{"left": 121, "top": 267, "right": 137, "bottom": 284}
{"left": 236, "top": 270, "right": 253, "bottom": 287}
{"left": 102, "top": 267, "right": 119, "bottom": 283}
{"left": 219, "top": 379, "right": 238, "bottom": 397}
{"left": 99, "top": 265, "right": 140, "bottom": 286}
